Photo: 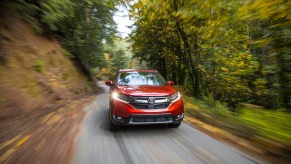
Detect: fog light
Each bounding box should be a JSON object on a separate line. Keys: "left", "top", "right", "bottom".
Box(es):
{"left": 176, "top": 113, "right": 184, "bottom": 120}
{"left": 113, "top": 115, "right": 126, "bottom": 122}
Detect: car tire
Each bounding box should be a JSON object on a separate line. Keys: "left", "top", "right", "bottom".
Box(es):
{"left": 109, "top": 121, "right": 118, "bottom": 131}
{"left": 168, "top": 123, "right": 181, "bottom": 128}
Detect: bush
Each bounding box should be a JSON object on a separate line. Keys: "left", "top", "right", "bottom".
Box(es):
{"left": 62, "top": 49, "right": 74, "bottom": 59}
{"left": 32, "top": 60, "right": 44, "bottom": 73}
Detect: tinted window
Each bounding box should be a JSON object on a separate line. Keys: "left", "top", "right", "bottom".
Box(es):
{"left": 117, "top": 72, "right": 166, "bottom": 86}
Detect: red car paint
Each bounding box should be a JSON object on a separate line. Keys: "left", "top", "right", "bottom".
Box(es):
{"left": 106, "top": 69, "right": 184, "bottom": 129}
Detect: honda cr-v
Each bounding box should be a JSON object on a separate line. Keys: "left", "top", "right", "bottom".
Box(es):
{"left": 105, "top": 69, "right": 184, "bottom": 130}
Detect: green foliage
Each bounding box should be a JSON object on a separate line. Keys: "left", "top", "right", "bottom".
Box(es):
{"left": 85, "top": 83, "right": 93, "bottom": 93}
{"left": 97, "top": 46, "right": 128, "bottom": 80}
{"left": 14, "top": 1, "right": 43, "bottom": 34}
{"left": 90, "top": 67, "right": 100, "bottom": 76}
{"left": 238, "top": 0, "right": 291, "bottom": 109}
{"left": 239, "top": 108, "right": 291, "bottom": 145}
{"left": 128, "top": 0, "right": 290, "bottom": 110}
{"left": 184, "top": 96, "right": 291, "bottom": 146}
{"left": 62, "top": 48, "right": 74, "bottom": 59}
{"left": 32, "top": 60, "right": 44, "bottom": 73}
{"left": 14, "top": 0, "right": 118, "bottom": 77}
{"left": 41, "top": 0, "right": 76, "bottom": 31}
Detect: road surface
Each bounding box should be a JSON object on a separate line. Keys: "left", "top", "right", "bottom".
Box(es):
{"left": 73, "top": 83, "right": 259, "bottom": 164}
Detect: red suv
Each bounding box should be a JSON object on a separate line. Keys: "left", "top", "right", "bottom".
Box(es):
{"left": 105, "top": 69, "right": 184, "bottom": 130}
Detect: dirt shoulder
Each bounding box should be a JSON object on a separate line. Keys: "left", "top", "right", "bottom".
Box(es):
{"left": 0, "top": 93, "right": 97, "bottom": 164}
{"left": 0, "top": 6, "right": 101, "bottom": 164}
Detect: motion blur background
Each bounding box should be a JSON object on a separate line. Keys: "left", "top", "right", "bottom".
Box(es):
{"left": 0, "top": 0, "right": 290, "bottom": 163}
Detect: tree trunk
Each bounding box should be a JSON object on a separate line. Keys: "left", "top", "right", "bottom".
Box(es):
{"left": 173, "top": 0, "right": 199, "bottom": 96}
{"left": 176, "top": 22, "right": 199, "bottom": 96}
{"left": 172, "top": 64, "right": 177, "bottom": 82}
{"left": 162, "top": 57, "right": 167, "bottom": 80}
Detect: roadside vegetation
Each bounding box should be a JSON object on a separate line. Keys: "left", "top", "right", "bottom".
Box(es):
{"left": 0, "top": 1, "right": 124, "bottom": 163}
{"left": 8, "top": 0, "right": 129, "bottom": 79}
{"left": 128, "top": 0, "right": 291, "bottom": 160}
{"left": 129, "top": 0, "right": 291, "bottom": 111}
{"left": 1, "top": 0, "right": 290, "bottom": 162}
{"left": 183, "top": 96, "right": 291, "bottom": 146}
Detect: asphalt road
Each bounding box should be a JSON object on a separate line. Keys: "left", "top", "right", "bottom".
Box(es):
{"left": 73, "top": 83, "right": 259, "bottom": 164}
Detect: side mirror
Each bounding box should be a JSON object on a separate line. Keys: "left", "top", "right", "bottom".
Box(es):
{"left": 168, "top": 81, "right": 174, "bottom": 85}
{"left": 105, "top": 80, "right": 113, "bottom": 86}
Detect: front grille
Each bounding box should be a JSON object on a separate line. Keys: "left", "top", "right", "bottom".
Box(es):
{"left": 131, "top": 103, "right": 170, "bottom": 109}
{"left": 130, "top": 96, "right": 170, "bottom": 109}
{"left": 131, "top": 116, "right": 172, "bottom": 123}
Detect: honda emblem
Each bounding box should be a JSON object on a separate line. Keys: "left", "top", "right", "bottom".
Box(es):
{"left": 148, "top": 97, "right": 155, "bottom": 104}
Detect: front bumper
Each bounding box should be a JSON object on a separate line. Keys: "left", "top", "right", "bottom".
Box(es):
{"left": 109, "top": 97, "right": 184, "bottom": 125}
{"left": 111, "top": 113, "right": 184, "bottom": 125}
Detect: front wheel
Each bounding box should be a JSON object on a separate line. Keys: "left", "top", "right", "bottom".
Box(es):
{"left": 168, "top": 123, "right": 181, "bottom": 128}
{"left": 109, "top": 120, "right": 118, "bottom": 131}
{"left": 109, "top": 111, "right": 118, "bottom": 131}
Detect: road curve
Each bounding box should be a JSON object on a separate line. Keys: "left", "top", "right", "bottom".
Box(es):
{"left": 73, "top": 83, "right": 259, "bottom": 164}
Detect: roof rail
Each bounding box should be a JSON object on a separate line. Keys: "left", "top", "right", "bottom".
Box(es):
{"left": 118, "top": 69, "right": 158, "bottom": 72}
{"left": 119, "top": 69, "right": 135, "bottom": 71}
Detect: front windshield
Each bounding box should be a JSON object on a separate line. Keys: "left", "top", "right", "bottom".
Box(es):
{"left": 117, "top": 72, "right": 167, "bottom": 86}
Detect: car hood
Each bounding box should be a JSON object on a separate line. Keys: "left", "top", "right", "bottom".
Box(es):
{"left": 116, "top": 85, "right": 177, "bottom": 96}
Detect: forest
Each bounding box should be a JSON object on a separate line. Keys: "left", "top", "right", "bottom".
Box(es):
{"left": 9, "top": 0, "right": 129, "bottom": 81}
{"left": 9, "top": 0, "right": 290, "bottom": 110}
{"left": 129, "top": 0, "right": 291, "bottom": 110}
{"left": 1, "top": 0, "right": 291, "bottom": 160}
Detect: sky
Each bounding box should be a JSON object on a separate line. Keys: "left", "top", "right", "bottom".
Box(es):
{"left": 113, "top": 5, "right": 134, "bottom": 38}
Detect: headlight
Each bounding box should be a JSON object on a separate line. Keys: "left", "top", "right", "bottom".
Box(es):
{"left": 168, "top": 92, "right": 180, "bottom": 102}
{"left": 112, "top": 92, "right": 131, "bottom": 103}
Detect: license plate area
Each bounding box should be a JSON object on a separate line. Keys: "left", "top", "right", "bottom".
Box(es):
{"left": 131, "top": 115, "right": 172, "bottom": 123}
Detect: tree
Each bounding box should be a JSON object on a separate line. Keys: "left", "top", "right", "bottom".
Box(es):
{"left": 128, "top": 0, "right": 290, "bottom": 110}
{"left": 239, "top": 0, "right": 291, "bottom": 109}
{"left": 15, "top": 0, "right": 118, "bottom": 76}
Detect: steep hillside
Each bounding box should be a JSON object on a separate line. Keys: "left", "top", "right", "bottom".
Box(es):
{"left": 0, "top": 8, "right": 94, "bottom": 119}
{"left": 0, "top": 6, "right": 96, "bottom": 164}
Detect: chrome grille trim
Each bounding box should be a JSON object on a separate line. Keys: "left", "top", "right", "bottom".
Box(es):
{"left": 132, "top": 96, "right": 169, "bottom": 103}
{"left": 130, "top": 96, "right": 171, "bottom": 109}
